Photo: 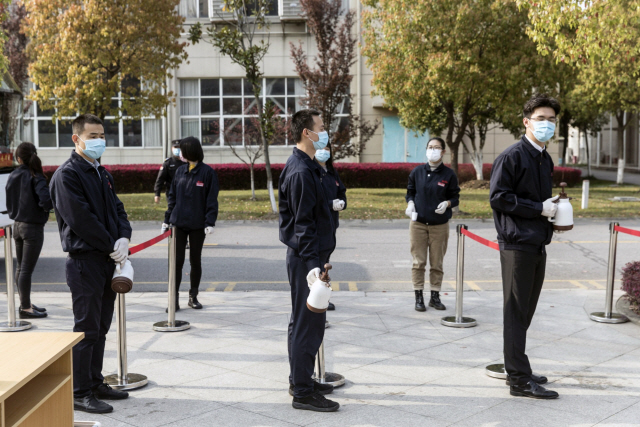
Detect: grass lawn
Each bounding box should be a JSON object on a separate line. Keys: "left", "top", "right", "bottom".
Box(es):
{"left": 117, "top": 179, "right": 640, "bottom": 221}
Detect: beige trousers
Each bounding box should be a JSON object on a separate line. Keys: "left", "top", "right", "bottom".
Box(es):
{"left": 410, "top": 221, "right": 450, "bottom": 291}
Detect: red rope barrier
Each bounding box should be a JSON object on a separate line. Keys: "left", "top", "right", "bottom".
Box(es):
{"left": 461, "top": 228, "right": 500, "bottom": 251}
{"left": 129, "top": 230, "right": 171, "bottom": 256}
{"left": 614, "top": 225, "right": 640, "bottom": 238}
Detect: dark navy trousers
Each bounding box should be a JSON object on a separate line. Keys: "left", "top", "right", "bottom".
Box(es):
{"left": 66, "top": 255, "right": 116, "bottom": 398}
{"left": 501, "top": 249, "right": 546, "bottom": 386}
{"left": 287, "top": 248, "right": 329, "bottom": 398}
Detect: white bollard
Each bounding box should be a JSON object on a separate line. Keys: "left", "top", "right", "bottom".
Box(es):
{"left": 581, "top": 180, "right": 590, "bottom": 209}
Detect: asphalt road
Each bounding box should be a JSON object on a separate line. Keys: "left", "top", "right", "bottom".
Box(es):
{"left": 1, "top": 218, "right": 638, "bottom": 294}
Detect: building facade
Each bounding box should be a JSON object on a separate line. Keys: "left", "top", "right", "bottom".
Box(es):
{"left": 24, "top": 0, "right": 556, "bottom": 168}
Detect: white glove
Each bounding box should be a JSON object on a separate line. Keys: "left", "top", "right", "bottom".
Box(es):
{"left": 333, "top": 199, "right": 345, "bottom": 211}
{"left": 405, "top": 201, "right": 416, "bottom": 218}
{"left": 306, "top": 267, "right": 321, "bottom": 287}
{"left": 435, "top": 201, "right": 449, "bottom": 214}
{"left": 161, "top": 223, "right": 169, "bottom": 233}
{"left": 541, "top": 195, "right": 560, "bottom": 218}
{"left": 205, "top": 226, "right": 214, "bottom": 235}
{"left": 110, "top": 238, "right": 129, "bottom": 264}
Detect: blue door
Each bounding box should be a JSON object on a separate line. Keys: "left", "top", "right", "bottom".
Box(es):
{"left": 382, "top": 116, "right": 430, "bottom": 162}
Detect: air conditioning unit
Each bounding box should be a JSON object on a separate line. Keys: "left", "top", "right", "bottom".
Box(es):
{"left": 279, "top": 0, "right": 305, "bottom": 22}
{"left": 209, "top": 0, "right": 237, "bottom": 23}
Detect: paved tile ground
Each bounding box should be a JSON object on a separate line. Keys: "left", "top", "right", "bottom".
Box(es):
{"left": 2, "top": 289, "right": 639, "bottom": 427}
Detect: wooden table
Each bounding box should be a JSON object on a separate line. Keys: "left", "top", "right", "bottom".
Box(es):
{"left": 0, "top": 332, "right": 84, "bottom": 427}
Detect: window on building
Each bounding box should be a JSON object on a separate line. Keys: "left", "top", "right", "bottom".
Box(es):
{"left": 24, "top": 80, "right": 163, "bottom": 149}
{"left": 179, "top": 77, "right": 305, "bottom": 146}
{"left": 179, "top": 0, "right": 209, "bottom": 18}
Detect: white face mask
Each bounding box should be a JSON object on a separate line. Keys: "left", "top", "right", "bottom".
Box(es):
{"left": 426, "top": 148, "right": 442, "bottom": 162}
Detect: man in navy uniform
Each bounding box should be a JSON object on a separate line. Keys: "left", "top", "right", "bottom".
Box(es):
{"left": 154, "top": 140, "right": 186, "bottom": 204}
{"left": 279, "top": 109, "right": 339, "bottom": 412}
{"left": 490, "top": 94, "right": 562, "bottom": 400}
{"left": 50, "top": 114, "right": 132, "bottom": 414}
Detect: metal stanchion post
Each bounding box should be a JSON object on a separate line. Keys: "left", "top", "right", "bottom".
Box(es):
{"left": 441, "top": 224, "right": 476, "bottom": 328}
{"left": 0, "top": 226, "right": 31, "bottom": 332}
{"left": 485, "top": 363, "right": 507, "bottom": 379}
{"left": 104, "top": 293, "right": 148, "bottom": 390}
{"left": 590, "top": 222, "right": 629, "bottom": 323}
{"left": 154, "top": 227, "right": 190, "bottom": 332}
{"left": 313, "top": 340, "right": 345, "bottom": 388}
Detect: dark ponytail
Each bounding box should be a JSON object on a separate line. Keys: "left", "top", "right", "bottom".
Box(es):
{"left": 15, "top": 142, "right": 44, "bottom": 178}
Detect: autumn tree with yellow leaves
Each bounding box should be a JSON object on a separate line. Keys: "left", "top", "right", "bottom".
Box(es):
{"left": 24, "top": 0, "right": 188, "bottom": 123}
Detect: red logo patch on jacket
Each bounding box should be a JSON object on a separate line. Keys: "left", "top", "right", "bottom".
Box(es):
{"left": 196, "top": 181, "right": 204, "bottom": 187}
{"left": 438, "top": 180, "right": 448, "bottom": 187}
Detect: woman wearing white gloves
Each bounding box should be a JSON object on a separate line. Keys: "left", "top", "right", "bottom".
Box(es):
{"left": 405, "top": 137, "right": 460, "bottom": 312}
{"left": 163, "top": 137, "right": 219, "bottom": 310}
{"left": 315, "top": 143, "right": 346, "bottom": 311}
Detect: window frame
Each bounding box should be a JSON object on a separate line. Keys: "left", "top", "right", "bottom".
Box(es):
{"left": 179, "top": 77, "right": 305, "bottom": 147}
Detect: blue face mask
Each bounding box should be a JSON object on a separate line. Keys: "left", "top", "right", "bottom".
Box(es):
{"left": 531, "top": 120, "right": 556, "bottom": 143}
{"left": 308, "top": 130, "right": 329, "bottom": 150}
{"left": 315, "top": 149, "right": 330, "bottom": 163}
{"left": 172, "top": 148, "right": 181, "bottom": 157}
{"left": 77, "top": 136, "right": 106, "bottom": 160}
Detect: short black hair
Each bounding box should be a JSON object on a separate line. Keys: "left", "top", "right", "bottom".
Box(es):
{"left": 179, "top": 137, "right": 204, "bottom": 162}
{"left": 72, "top": 114, "right": 103, "bottom": 136}
{"left": 171, "top": 139, "right": 181, "bottom": 147}
{"left": 427, "top": 137, "right": 445, "bottom": 150}
{"left": 523, "top": 94, "right": 561, "bottom": 118}
{"left": 291, "top": 109, "right": 321, "bottom": 144}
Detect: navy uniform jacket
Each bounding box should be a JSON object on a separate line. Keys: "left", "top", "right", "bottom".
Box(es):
{"left": 50, "top": 151, "right": 132, "bottom": 257}
{"left": 406, "top": 163, "right": 460, "bottom": 225}
{"left": 165, "top": 162, "right": 219, "bottom": 230}
{"left": 319, "top": 165, "right": 347, "bottom": 231}
{"left": 279, "top": 148, "right": 336, "bottom": 272}
{"left": 490, "top": 136, "right": 554, "bottom": 253}
{"left": 154, "top": 156, "right": 186, "bottom": 197}
{"left": 6, "top": 165, "right": 52, "bottom": 224}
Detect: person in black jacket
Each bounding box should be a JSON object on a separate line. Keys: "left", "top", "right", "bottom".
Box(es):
{"left": 163, "top": 137, "right": 219, "bottom": 311}
{"left": 405, "top": 137, "right": 460, "bottom": 312}
{"left": 279, "top": 109, "right": 339, "bottom": 412}
{"left": 6, "top": 142, "right": 52, "bottom": 319}
{"left": 50, "top": 114, "right": 132, "bottom": 414}
{"left": 489, "top": 94, "right": 562, "bottom": 400}
{"left": 154, "top": 140, "right": 186, "bottom": 204}
{"left": 315, "top": 143, "right": 346, "bottom": 312}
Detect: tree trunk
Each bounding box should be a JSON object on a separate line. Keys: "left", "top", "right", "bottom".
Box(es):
{"left": 249, "top": 163, "right": 256, "bottom": 201}
{"left": 616, "top": 112, "right": 625, "bottom": 185}
{"left": 584, "top": 130, "right": 591, "bottom": 178}
{"left": 254, "top": 93, "right": 278, "bottom": 213}
{"left": 470, "top": 150, "right": 483, "bottom": 180}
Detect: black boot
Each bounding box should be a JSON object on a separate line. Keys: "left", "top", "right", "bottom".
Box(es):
{"left": 429, "top": 291, "right": 446, "bottom": 310}
{"left": 165, "top": 294, "right": 180, "bottom": 313}
{"left": 414, "top": 290, "right": 426, "bottom": 312}
{"left": 189, "top": 295, "right": 203, "bottom": 309}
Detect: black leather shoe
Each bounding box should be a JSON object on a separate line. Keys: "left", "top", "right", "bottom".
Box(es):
{"left": 74, "top": 395, "right": 113, "bottom": 413}
{"left": 510, "top": 380, "right": 559, "bottom": 399}
{"left": 429, "top": 291, "right": 446, "bottom": 310}
{"left": 93, "top": 383, "right": 129, "bottom": 400}
{"left": 188, "top": 296, "right": 203, "bottom": 309}
{"left": 19, "top": 308, "right": 47, "bottom": 319}
{"left": 31, "top": 304, "right": 47, "bottom": 313}
{"left": 165, "top": 299, "right": 180, "bottom": 313}
{"left": 327, "top": 302, "right": 335, "bottom": 311}
{"left": 415, "top": 290, "right": 426, "bottom": 312}
{"left": 292, "top": 391, "right": 340, "bottom": 412}
{"left": 506, "top": 373, "right": 548, "bottom": 386}
{"left": 289, "top": 382, "right": 334, "bottom": 396}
